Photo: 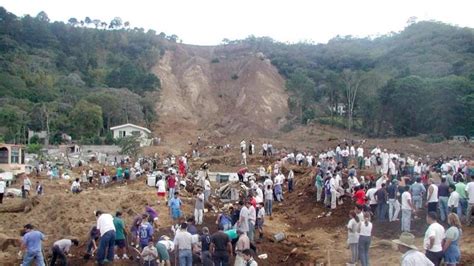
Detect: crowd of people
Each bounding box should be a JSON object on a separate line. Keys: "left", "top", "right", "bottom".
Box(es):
{"left": 14, "top": 137, "right": 474, "bottom": 266}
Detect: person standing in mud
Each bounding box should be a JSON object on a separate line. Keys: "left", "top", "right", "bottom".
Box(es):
{"left": 0, "top": 177, "right": 5, "bottom": 204}
{"left": 21, "top": 224, "right": 46, "bottom": 266}
{"left": 169, "top": 192, "right": 183, "bottom": 222}
{"left": 95, "top": 210, "right": 116, "bottom": 264}
{"left": 237, "top": 201, "right": 249, "bottom": 235}
{"left": 347, "top": 211, "right": 360, "bottom": 266}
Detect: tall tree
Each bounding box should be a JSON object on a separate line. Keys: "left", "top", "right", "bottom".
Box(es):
{"left": 340, "top": 69, "right": 367, "bottom": 131}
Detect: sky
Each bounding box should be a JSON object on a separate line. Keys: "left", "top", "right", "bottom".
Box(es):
{"left": 1, "top": 0, "right": 473, "bottom": 45}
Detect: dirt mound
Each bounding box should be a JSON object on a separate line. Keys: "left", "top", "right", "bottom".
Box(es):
{"left": 153, "top": 43, "right": 288, "bottom": 137}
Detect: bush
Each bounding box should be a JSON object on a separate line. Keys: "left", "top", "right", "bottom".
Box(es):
{"left": 26, "top": 143, "right": 43, "bottom": 154}
{"left": 104, "top": 132, "right": 115, "bottom": 145}
{"left": 211, "top": 58, "right": 220, "bottom": 63}
{"left": 231, "top": 74, "right": 239, "bottom": 80}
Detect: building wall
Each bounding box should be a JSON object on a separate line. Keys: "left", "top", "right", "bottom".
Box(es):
{"left": 112, "top": 126, "right": 149, "bottom": 139}
{"left": 0, "top": 144, "right": 25, "bottom": 174}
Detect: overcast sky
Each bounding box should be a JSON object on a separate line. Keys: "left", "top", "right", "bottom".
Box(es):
{"left": 1, "top": 0, "right": 473, "bottom": 45}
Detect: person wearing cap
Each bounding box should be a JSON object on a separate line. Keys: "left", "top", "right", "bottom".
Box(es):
{"left": 393, "top": 232, "right": 433, "bottom": 266}
{"left": 95, "top": 210, "right": 116, "bottom": 264}
{"left": 21, "top": 224, "right": 46, "bottom": 266}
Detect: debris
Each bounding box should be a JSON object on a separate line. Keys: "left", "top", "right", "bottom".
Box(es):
{"left": 282, "top": 248, "right": 298, "bottom": 262}
{"left": 273, "top": 232, "right": 286, "bottom": 242}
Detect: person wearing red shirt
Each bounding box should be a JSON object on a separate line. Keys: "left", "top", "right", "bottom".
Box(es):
{"left": 238, "top": 168, "right": 248, "bottom": 183}
{"left": 353, "top": 185, "right": 367, "bottom": 206}
{"left": 167, "top": 174, "right": 177, "bottom": 200}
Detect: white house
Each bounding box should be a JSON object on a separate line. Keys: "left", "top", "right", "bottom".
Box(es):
{"left": 110, "top": 123, "right": 152, "bottom": 146}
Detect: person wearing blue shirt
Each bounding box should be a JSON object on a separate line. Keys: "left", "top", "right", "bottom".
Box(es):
{"left": 21, "top": 224, "right": 46, "bottom": 266}
{"left": 168, "top": 192, "right": 182, "bottom": 221}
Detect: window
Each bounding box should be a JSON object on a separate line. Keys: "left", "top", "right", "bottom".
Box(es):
{"left": 0, "top": 147, "right": 8, "bottom": 164}
{"left": 11, "top": 147, "right": 19, "bottom": 164}
{"left": 118, "top": 130, "right": 126, "bottom": 137}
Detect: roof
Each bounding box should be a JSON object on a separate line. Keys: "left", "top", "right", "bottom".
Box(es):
{"left": 109, "top": 123, "right": 151, "bottom": 134}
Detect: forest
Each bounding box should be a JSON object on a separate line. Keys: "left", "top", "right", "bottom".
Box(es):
{"left": 1, "top": 6, "right": 473, "bottom": 146}
{"left": 0, "top": 7, "right": 171, "bottom": 145}
{"left": 232, "top": 21, "right": 474, "bottom": 138}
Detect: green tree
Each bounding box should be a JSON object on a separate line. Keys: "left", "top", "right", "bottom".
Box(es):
{"left": 69, "top": 100, "right": 103, "bottom": 139}
{"left": 118, "top": 134, "right": 142, "bottom": 158}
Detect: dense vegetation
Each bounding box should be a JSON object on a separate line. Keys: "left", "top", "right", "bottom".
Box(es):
{"left": 1, "top": 7, "right": 473, "bottom": 144}
{"left": 0, "top": 7, "right": 171, "bottom": 145}
{"left": 229, "top": 21, "right": 474, "bottom": 138}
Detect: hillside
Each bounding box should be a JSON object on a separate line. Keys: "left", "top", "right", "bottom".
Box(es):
{"left": 0, "top": 7, "right": 473, "bottom": 146}
{"left": 153, "top": 44, "right": 288, "bottom": 135}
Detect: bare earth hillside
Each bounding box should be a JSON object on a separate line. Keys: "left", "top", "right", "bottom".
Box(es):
{"left": 153, "top": 44, "right": 288, "bottom": 137}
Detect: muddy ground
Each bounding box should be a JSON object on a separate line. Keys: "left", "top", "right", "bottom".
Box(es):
{"left": 1, "top": 141, "right": 473, "bottom": 265}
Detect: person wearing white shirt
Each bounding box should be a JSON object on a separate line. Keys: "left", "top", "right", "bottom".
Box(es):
{"left": 447, "top": 185, "right": 460, "bottom": 216}
{"left": 389, "top": 158, "right": 398, "bottom": 179}
{"left": 204, "top": 178, "right": 211, "bottom": 202}
{"left": 381, "top": 150, "right": 390, "bottom": 175}
{"left": 95, "top": 211, "right": 116, "bottom": 264}
{"left": 347, "top": 212, "right": 360, "bottom": 265}
{"left": 393, "top": 232, "right": 434, "bottom": 266}
{"left": 247, "top": 203, "right": 256, "bottom": 242}
{"left": 329, "top": 175, "right": 338, "bottom": 209}
{"left": 287, "top": 170, "right": 294, "bottom": 193}
{"left": 350, "top": 146, "right": 356, "bottom": 159}
{"left": 241, "top": 151, "right": 247, "bottom": 166}
{"left": 263, "top": 177, "right": 273, "bottom": 188}
{"left": 356, "top": 147, "right": 364, "bottom": 169}
{"left": 357, "top": 213, "right": 372, "bottom": 266}
{"left": 364, "top": 156, "right": 371, "bottom": 169}
{"left": 296, "top": 153, "right": 304, "bottom": 166}
{"left": 255, "top": 185, "right": 263, "bottom": 203}
{"left": 71, "top": 178, "right": 81, "bottom": 194}
{"left": 240, "top": 140, "right": 246, "bottom": 153}
{"left": 401, "top": 187, "right": 415, "bottom": 232}
{"left": 366, "top": 186, "right": 378, "bottom": 215}
{"left": 466, "top": 180, "right": 474, "bottom": 226}
{"left": 194, "top": 189, "right": 205, "bottom": 225}
{"left": 0, "top": 177, "right": 6, "bottom": 204}
{"left": 371, "top": 146, "right": 381, "bottom": 155}
{"left": 424, "top": 212, "right": 445, "bottom": 266}
{"left": 23, "top": 176, "right": 32, "bottom": 197}
{"left": 156, "top": 177, "right": 166, "bottom": 203}
{"left": 335, "top": 145, "right": 342, "bottom": 162}
{"left": 306, "top": 154, "right": 313, "bottom": 167}
{"left": 426, "top": 179, "right": 439, "bottom": 213}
